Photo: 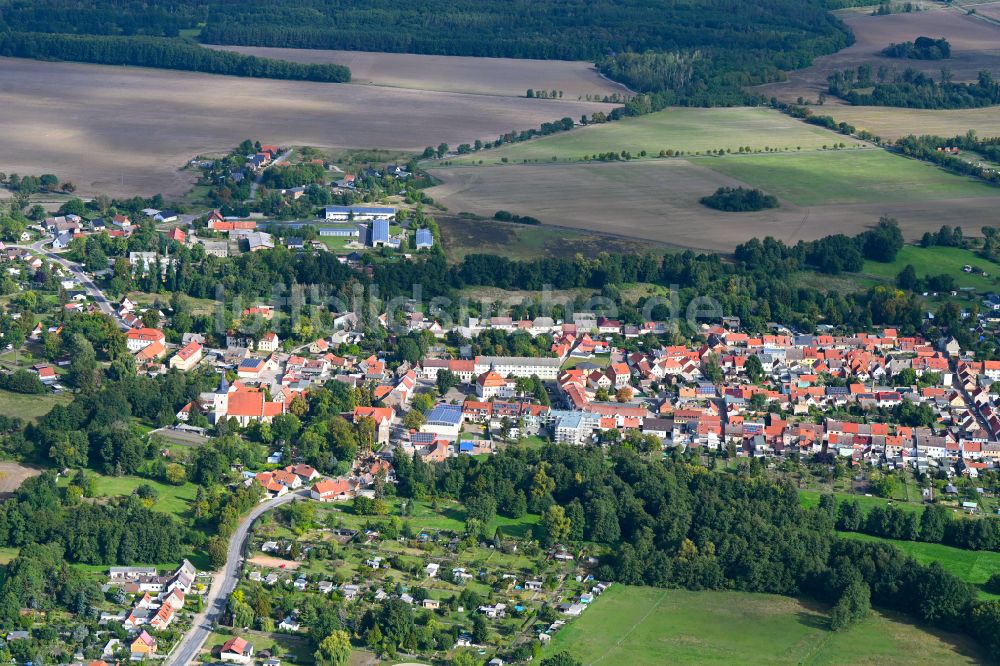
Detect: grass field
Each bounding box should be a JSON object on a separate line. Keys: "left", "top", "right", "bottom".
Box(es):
{"left": 799, "top": 489, "right": 925, "bottom": 515}
{"left": 704, "top": 150, "right": 1000, "bottom": 206}
{"left": 838, "top": 532, "right": 1000, "bottom": 600}
{"left": 823, "top": 105, "right": 1000, "bottom": 142}
{"left": 545, "top": 585, "right": 983, "bottom": 665}
{"left": 90, "top": 475, "right": 198, "bottom": 519}
{"left": 860, "top": 245, "right": 1000, "bottom": 293}
{"left": 0, "top": 388, "right": 73, "bottom": 423}
{"left": 443, "top": 108, "right": 862, "bottom": 165}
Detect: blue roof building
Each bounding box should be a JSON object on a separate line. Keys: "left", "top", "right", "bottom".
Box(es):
{"left": 425, "top": 404, "right": 463, "bottom": 427}
{"left": 415, "top": 228, "right": 433, "bottom": 249}
{"left": 371, "top": 219, "right": 390, "bottom": 246}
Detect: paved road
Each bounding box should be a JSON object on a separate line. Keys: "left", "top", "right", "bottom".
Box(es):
{"left": 249, "top": 149, "right": 294, "bottom": 201}
{"left": 150, "top": 426, "right": 212, "bottom": 447}
{"left": 950, "top": 355, "right": 993, "bottom": 435}
{"left": 167, "top": 490, "right": 305, "bottom": 666}
{"left": 10, "top": 242, "right": 125, "bottom": 328}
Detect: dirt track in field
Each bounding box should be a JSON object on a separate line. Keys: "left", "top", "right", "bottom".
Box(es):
{"left": 0, "top": 57, "right": 616, "bottom": 197}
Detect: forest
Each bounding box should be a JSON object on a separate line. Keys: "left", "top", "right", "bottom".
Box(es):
{"left": 828, "top": 66, "right": 1000, "bottom": 109}
{"left": 0, "top": 32, "right": 350, "bottom": 82}
{"left": 0, "top": 0, "right": 852, "bottom": 104}
{"left": 837, "top": 500, "right": 1000, "bottom": 551}
{"left": 389, "top": 445, "right": 1000, "bottom": 660}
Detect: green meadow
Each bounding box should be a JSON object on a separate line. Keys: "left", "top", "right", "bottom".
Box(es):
{"left": 445, "top": 107, "right": 861, "bottom": 165}
{"left": 704, "top": 150, "right": 1000, "bottom": 206}
{"left": 544, "top": 585, "right": 983, "bottom": 665}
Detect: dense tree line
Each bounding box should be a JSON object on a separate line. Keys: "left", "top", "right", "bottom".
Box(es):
{"left": 837, "top": 500, "right": 1000, "bottom": 551}
{"left": 0, "top": 369, "right": 46, "bottom": 394}
{"left": 141, "top": 213, "right": 936, "bottom": 339}
{"left": 0, "top": 542, "right": 102, "bottom": 630}
{"left": 830, "top": 67, "right": 1000, "bottom": 109}
{"left": 0, "top": 473, "right": 183, "bottom": 564}
{"left": 260, "top": 162, "right": 328, "bottom": 190}
{"left": 493, "top": 211, "right": 541, "bottom": 225}
{"left": 893, "top": 132, "right": 1000, "bottom": 187}
{"left": 389, "top": 445, "right": 1000, "bottom": 659}
{"left": 735, "top": 217, "right": 904, "bottom": 274}
{"left": 2, "top": 0, "right": 850, "bottom": 105}
{"left": 882, "top": 36, "right": 951, "bottom": 60}
{"left": 0, "top": 0, "right": 202, "bottom": 37}
{"left": 429, "top": 117, "right": 578, "bottom": 160}
{"left": 0, "top": 32, "right": 350, "bottom": 82}
{"left": 699, "top": 187, "right": 779, "bottom": 212}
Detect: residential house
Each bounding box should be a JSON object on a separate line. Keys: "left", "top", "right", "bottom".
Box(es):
{"left": 130, "top": 631, "right": 157, "bottom": 657}
{"left": 220, "top": 637, "right": 254, "bottom": 664}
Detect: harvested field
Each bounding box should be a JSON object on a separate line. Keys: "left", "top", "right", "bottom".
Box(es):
{"left": 427, "top": 154, "right": 1000, "bottom": 252}
{"left": 818, "top": 105, "right": 1000, "bottom": 140}
{"left": 0, "top": 462, "right": 41, "bottom": 499}
{"left": 0, "top": 57, "right": 616, "bottom": 198}
{"left": 207, "top": 46, "right": 628, "bottom": 99}
{"left": 249, "top": 555, "right": 300, "bottom": 570}
{"left": 975, "top": 1, "right": 1000, "bottom": 20}
{"left": 444, "top": 107, "right": 862, "bottom": 166}
{"left": 756, "top": 8, "right": 1000, "bottom": 103}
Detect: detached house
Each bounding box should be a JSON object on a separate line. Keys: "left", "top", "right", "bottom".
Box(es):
{"left": 220, "top": 637, "right": 254, "bottom": 664}
{"left": 130, "top": 631, "right": 157, "bottom": 657}
{"left": 311, "top": 478, "right": 354, "bottom": 502}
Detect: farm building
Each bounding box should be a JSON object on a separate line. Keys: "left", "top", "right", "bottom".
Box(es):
{"left": 323, "top": 206, "right": 395, "bottom": 221}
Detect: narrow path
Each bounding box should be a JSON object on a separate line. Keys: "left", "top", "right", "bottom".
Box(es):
{"left": 9, "top": 242, "right": 126, "bottom": 329}
{"left": 249, "top": 149, "right": 294, "bottom": 201}
{"left": 588, "top": 589, "right": 667, "bottom": 666}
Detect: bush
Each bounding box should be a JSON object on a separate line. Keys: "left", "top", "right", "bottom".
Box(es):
{"left": 699, "top": 187, "right": 778, "bottom": 212}
{"left": 0, "top": 369, "right": 47, "bottom": 394}
{"left": 494, "top": 211, "right": 541, "bottom": 225}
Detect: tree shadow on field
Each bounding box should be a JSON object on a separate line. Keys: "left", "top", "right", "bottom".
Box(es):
{"left": 795, "top": 609, "right": 830, "bottom": 631}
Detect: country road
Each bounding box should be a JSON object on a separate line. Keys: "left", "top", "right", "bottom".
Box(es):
{"left": 9, "top": 242, "right": 126, "bottom": 329}
{"left": 167, "top": 490, "right": 305, "bottom": 666}
{"left": 249, "top": 149, "right": 294, "bottom": 201}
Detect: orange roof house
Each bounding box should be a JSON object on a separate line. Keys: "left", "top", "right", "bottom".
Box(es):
{"left": 311, "top": 478, "right": 354, "bottom": 502}
{"left": 131, "top": 631, "right": 157, "bottom": 655}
